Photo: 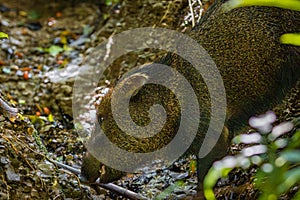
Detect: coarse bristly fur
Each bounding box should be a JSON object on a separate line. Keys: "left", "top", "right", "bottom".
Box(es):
{"left": 81, "top": 0, "right": 300, "bottom": 192}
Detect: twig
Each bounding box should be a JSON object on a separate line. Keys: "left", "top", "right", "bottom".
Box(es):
{"left": 95, "top": 180, "right": 148, "bottom": 200}
{"left": 2, "top": 135, "right": 35, "bottom": 171}
{"left": 197, "top": 0, "right": 204, "bottom": 23}
{"left": 50, "top": 160, "right": 81, "bottom": 175}
{"left": 51, "top": 160, "right": 147, "bottom": 200}
{"left": 158, "top": 1, "right": 172, "bottom": 26}
{"left": 188, "top": 0, "right": 196, "bottom": 27}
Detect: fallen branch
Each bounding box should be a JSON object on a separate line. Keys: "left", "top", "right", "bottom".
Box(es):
{"left": 51, "top": 160, "right": 147, "bottom": 200}
{"left": 96, "top": 181, "right": 148, "bottom": 200}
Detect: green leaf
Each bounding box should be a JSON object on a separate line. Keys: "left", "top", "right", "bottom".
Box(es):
{"left": 280, "top": 150, "right": 300, "bottom": 163}
{"left": 28, "top": 10, "right": 41, "bottom": 20}
{"left": 0, "top": 32, "right": 9, "bottom": 40}
{"left": 48, "top": 113, "right": 54, "bottom": 122}
{"left": 289, "top": 130, "right": 300, "bottom": 148}
{"left": 63, "top": 44, "right": 72, "bottom": 52}
{"left": 204, "top": 167, "right": 233, "bottom": 200}
{"left": 105, "top": 0, "right": 112, "bottom": 6}
{"left": 105, "top": 0, "right": 119, "bottom": 6}
{"left": 279, "top": 166, "right": 300, "bottom": 193}
{"left": 28, "top": 115, "right": 45, "bottom": 125}
{"left": 223, "top": 0, "right": 300, "bottom": 12}
{"left": 291, "top": 189, "right": 300, "bottom": 200}
{"left": 105, "top": 0, "right": 114, "bottom": 6}
{"left": 83, "top": 25, "right": 94, "bottom": 36}
{"left": 203, "top": 168, "right": 219, "bottom": 200}
{"left": 48, "top": 45, "right": 64, "bottom": 56}
{"left": 280, "top": 33, "right": 300, "bottom": 46}
{"left": 154, "top": 180, "right": 185, "bottom": 200}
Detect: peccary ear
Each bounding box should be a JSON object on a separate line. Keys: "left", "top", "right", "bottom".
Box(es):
{"left": 116, "top": 73, "right": 149, "bottom": 98}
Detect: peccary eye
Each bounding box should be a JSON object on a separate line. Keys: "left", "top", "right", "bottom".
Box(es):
{"left": 98, "top": 116, "right": 104, "bottom": 124}
{"left": 98, "top": 114, "right": 104, "bottom": 124}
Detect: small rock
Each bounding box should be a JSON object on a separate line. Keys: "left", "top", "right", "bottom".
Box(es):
{"left": 0, "top": 116, "right": 6, "bottom": 122}
{"left": 33, "top": 96, "right": 40, "bottom": 102}
{"left": 0, "top": 157, "right": 9, "bottom": 165}
{"left": 174, "top": 187, "right": 185, "bottom": 195}
{"left": 1, "top": 20, "right": 9, "bottom": 27}
{"left": 6, "top": 165, "right": 21, "bottom": 182}
{"left": 9, "top": 37, "right": 23, "bottom": 47}
{"left": 176, "top": 193, "right": 187, "bottom": 199}
{"left": 187, "top": 189, "right": 197, "bottom": 196}
{"left": 16, "top": 70, "right": 24, "bottom": 76}
{"left": 169, "top": 171, "right": 189, "bottom": 180}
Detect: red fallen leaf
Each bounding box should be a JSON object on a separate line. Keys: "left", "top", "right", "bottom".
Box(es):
{"left": 15, "top": 52, "right": 23, "bottom": 58}
{"left": 23, "top": 71, "right": 29, "bottom": 80}
{"left": 43, "top": 107, "right": 50, "bottom": 115}
{"left": 0, "top": 60, "right": 5, "bottom": 66}
{"left": 57, "top": 60, "right": 64, "bottom": 65}
{"left": 20, "top": 67, "right": 32, "bottom": 71}
{"left": 56, "top": 12, "right": 62, "bottom": 18}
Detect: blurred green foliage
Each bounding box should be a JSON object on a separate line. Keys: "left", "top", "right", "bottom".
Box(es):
{"left": 204, "top": 112, "right": 300, "bottom": 200}
{"left": 105, "top": 0, "right": 119, "bottom": 6}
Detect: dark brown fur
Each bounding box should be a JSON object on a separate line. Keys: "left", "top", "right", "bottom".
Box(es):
{"left": 81, "top": 0, "right": 300, "bottom": 188}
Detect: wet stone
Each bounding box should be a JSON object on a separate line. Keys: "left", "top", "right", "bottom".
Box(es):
{"left": 176, "top": 194, "right": 187, "bottom": 199}
{"left": 187, "top": 189, "right": 197, "bottom": 196}
{"left": 6, "top": 165, "right": 21, "bottom": 182}
{"left": 0, "top": 157, "right": 9, "bottom": 165}
{"left": 170, "top": 171, "right": 189, "bottom": 180}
